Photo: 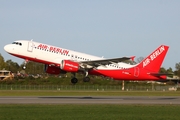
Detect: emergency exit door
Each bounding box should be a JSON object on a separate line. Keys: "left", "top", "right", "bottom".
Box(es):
{"left": 134, "top": 67, "right": 139, "bottom": 77}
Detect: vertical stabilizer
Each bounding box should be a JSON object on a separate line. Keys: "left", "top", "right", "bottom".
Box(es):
{"left": 137, "top": 45, "right": 169, "bottom": 72}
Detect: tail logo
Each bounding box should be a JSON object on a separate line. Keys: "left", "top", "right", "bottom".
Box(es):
{"left": 143, "top": 46, "right": 165, "bottom": 68}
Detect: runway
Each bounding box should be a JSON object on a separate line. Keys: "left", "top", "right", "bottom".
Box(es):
{"left": 0, "top": 96, "right": 180, "bottom": 104}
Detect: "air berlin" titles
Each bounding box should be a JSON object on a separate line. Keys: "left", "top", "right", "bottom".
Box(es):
{"left": 37, "top": 44, "right": 69, "bottom": 55}
{"left": 143, "top": 46, "right": 165, "bottom": 68}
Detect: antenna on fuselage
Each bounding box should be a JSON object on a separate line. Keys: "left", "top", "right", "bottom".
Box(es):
{"left": 31, "top": 39, "right": 33, "bottom": 41}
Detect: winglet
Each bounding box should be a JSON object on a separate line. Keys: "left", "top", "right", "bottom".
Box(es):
{"left": 131, "top": 56, "right": 135, "bottom": 61}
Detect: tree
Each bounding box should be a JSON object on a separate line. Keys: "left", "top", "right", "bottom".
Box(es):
{"left": 175, "top": 62, "right": 180, "bottom": 77}
{"left": 166, "top": 67, "right": 173, "bottom": 74}
{"left": 5, "top": 59, "right": 20, "bottom": 73}
{"left": 136, "top": 57, "right": 144, "bottom": 63}
{"left": 159, "top": 67, "right": 166, "bottom": 73}
{"left": 0, "top": 54, "right": 6, "bottom": 70}
{"left": 175, "top": 62, "right": 180, "bottom": 70}
{"left": 20, "top": 61, "right": 44, "bottom": 75}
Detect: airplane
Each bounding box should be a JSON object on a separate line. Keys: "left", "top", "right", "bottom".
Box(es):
{"left": 4, "top": 40, "right": 169, "bottom": 84}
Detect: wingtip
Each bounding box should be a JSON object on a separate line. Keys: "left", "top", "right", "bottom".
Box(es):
{"left": 131, "top": 56, "right": 135, "bottom": 61}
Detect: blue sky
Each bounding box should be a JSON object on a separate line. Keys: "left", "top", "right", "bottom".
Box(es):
{"left": 0, "top": 0, "right": 180, "bottom": 70}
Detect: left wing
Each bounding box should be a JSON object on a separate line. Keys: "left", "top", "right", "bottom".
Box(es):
{"left": 80, "top": 56, "right": 135, "bottom": 68}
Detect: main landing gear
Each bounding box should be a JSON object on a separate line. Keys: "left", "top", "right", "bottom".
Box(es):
{"left": 71, "top": 77, "right": 90, "bottom": 84}
{"left": 71, "top": 77, "right": 78, "bottom": 84}
{"left": 71, "top": 73, "right": 78, "bottom": 84}
{"left": 83, "top": 76, "right": 90, "bottom": 82}
{"left": 71, "top": 72, "right": 90, "bottom": 84}
{"left": 83, "top": 71, "right": 90, "bottom": 82}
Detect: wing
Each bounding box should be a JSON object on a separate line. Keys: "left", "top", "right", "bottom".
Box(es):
{"left": 80, "top": 56, "right": 135, "bottom": 68}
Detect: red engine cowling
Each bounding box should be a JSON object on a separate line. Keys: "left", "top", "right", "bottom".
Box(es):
{"left": 61, "top": 60, "right": 79, "bottom": 72}
{"left": 45, "top": 65, "right": 61, "bottom": 74}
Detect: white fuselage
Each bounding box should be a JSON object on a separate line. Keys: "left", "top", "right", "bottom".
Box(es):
{"left": 4, "top": 40, "right": 135, "bottom": 70}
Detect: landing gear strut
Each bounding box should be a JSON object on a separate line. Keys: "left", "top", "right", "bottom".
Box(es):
{"left": 83, "top": 71, "right": 90, "bottom": 82}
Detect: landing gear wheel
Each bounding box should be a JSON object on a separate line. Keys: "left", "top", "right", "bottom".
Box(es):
{"left": 71, "top": 78, "right": 78, "bottom": 84}
{"left": 22, "top": 66, "right": 26, "bottom": 70}
{"left": 83, "top": 77, "right": 90, "bottom": 82}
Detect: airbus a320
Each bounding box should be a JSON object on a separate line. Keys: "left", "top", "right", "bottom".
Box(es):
{"left": 4, "top": 40, "right": 169, "bottom": 84}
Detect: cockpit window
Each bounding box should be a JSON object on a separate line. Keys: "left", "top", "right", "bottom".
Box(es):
{"left": 12, "top": 42, "right": 22, "bottom": 46}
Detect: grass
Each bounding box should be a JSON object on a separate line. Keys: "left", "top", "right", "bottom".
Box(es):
{"left": 0, "top": 90, "right": 179, "bottom": 96}
{"left": 0, "top": 104, "right": 180, "bottom": 120}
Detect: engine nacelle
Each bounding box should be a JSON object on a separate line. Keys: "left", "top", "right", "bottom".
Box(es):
{"left": 45, "top": 65, "right": 61, "bottom": 74}
{"left": 61, "top": 60, "right": 79, "bottom": 72}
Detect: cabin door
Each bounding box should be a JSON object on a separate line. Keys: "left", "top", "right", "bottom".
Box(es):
{"left": 27, "top": 41, "right": 33, "bottom": 52}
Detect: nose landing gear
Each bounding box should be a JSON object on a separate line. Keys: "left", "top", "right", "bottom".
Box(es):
{"left": 22, "top": 59, "right": 28, "bottom": 70}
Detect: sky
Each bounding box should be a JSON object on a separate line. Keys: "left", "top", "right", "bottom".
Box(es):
{"left": 0, "top": 0, "right": 180, "bottom": 70}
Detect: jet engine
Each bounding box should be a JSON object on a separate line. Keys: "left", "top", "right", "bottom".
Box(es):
{"left": 61, "top": 60, "right": 79, "bottom": 72}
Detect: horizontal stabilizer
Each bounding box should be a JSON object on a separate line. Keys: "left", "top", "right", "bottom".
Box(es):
{"left": 148, "top": 73, "right": 173, "bottom": 77}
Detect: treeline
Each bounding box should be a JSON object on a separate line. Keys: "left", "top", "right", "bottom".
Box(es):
{"left": 0, "top": 54, "right": 44, "bottom": 75}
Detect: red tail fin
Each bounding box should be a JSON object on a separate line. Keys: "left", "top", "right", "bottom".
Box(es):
{"left": 137, "top": 45, "right": 169, "bottom": 72}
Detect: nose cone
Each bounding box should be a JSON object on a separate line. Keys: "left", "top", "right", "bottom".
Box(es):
{"left": 4, "top": 44, "right": 11, "bottom": 53}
